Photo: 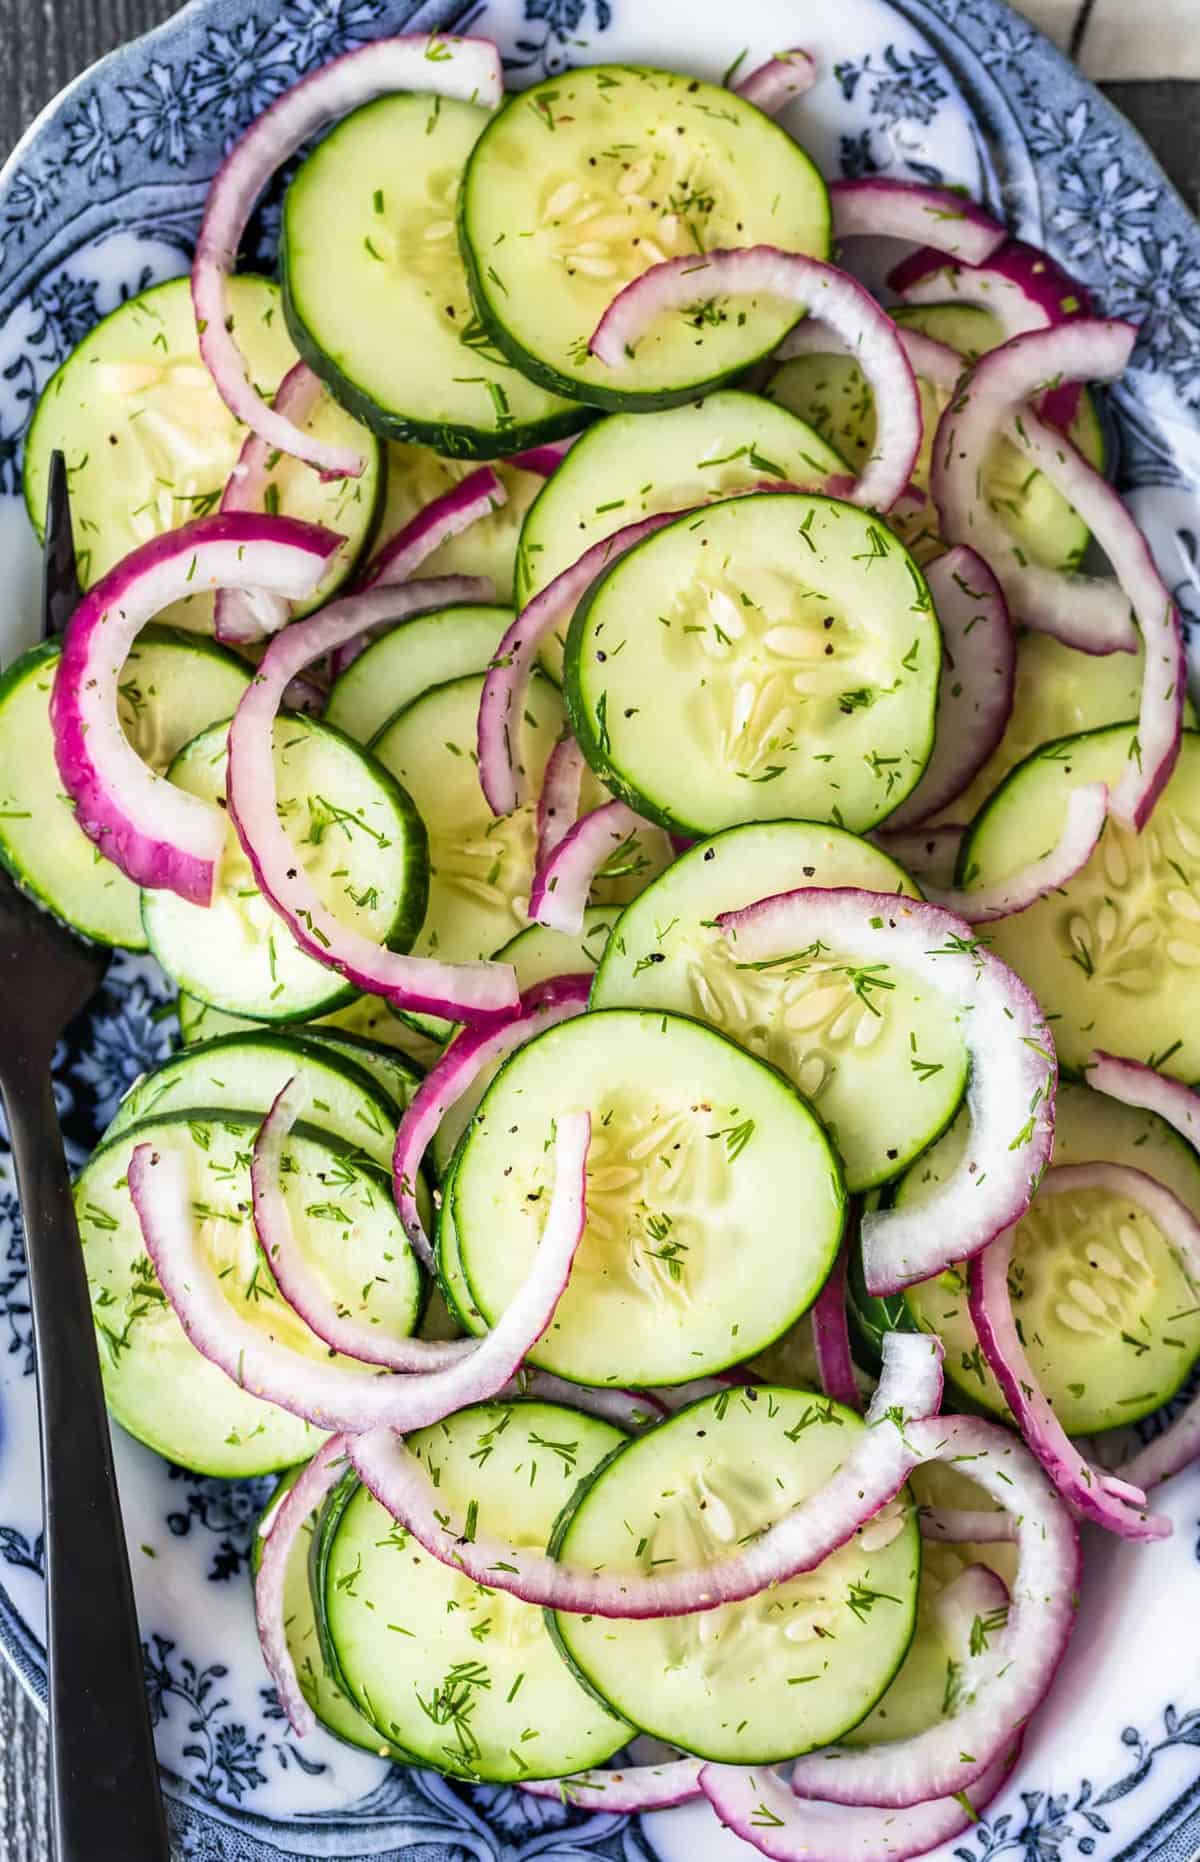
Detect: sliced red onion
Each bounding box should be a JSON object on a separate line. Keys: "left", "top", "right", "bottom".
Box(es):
{"left": 1116, "top": 1397, "right": 1200, "bottom": 1494}
{"left": 705, "top": 1750, "right": 1016, "bottom": 1862}
{"left": 787, "top": 1412, "right": 1077, "bottom": 1809}
{"left": 716, "top": 889, "right": 1056, "bottom": 1295}
{"left": 589, "top": 248, "right": 921, "bottom": 513}
{"left": 529, "top": 798, "right": 643, "bottom": 935}
{"left": 348, "top": 1331, "right": 944, "bottom": 1619}
{"left": 359, "top": 466, "right": 506, "bottom": 592}
{"left": 811, "top": 1246, "right": 860, "bottom": 1411}
{"left": 774, "top": 321, "right": 964, "bottom": 399}
{"left": 392, "top": 973, "right": 591, "bottom": 1269}
{"left": 214, "top": 362, "right": 326, "bottom": 645}
{"left": 918, "top": 1507, "right": 1017, "bottom": 1544}
{"left": 252, "top": 1076, "right": 474, "bottom": 1369}
{"left": 192, "top": 35, "right": 503, "bottom": 476}
{"left": 522, "top": 1759, "right": 702, "bottom": 1813}
{"left": 1088, "top": 1050, "right": 1200, "bottom": 1145}
{"left": 874, "top": 823, "right": 965, "bottom": 892}
{"left": 254, "top": 1434, "right": 351, "bottom": 1737}
{"left": 970, "top": 1162, "right": 1185, "bottom": 1539}
{"left": 282, "top": 670, "right": 329, "bottom": 716}
{"left": 930, "top": 320, "right": 1140, "bottom": 656}
{"left": 733, "top": 48, "right": 816, "bottom": 114}
{"left": 512, "top": 1371, "right": 665, "bottom": 1432}
{"left": 925, "top": 782, "right": 1108, "bottom": 923}
{"left": 51, "top": 513, "right": 339, "bottom": 907}
{"left": 537, "top": 734, "right": 587, "bottom": 869}
{"left": 127, "top": 1112, "right": 589, "bottom": 1433}
{"left": 225, "top": 576, "right": 517, "bottom": 1022}
{"left": 506, "top": 436, "right": 580, "bottom": 477}
{"left": 478, "top": 510, "right": 683, "bottom": 816}
{"left": 887, "top": 547, "right": 1014, "bottom": 829}
{"left": 831, "top": 179, "right": 1004, "bottom": 266}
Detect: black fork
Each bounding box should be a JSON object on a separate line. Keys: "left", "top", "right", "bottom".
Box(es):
{"left": 0, "top": 451, "right": 169, "bottom": 1862}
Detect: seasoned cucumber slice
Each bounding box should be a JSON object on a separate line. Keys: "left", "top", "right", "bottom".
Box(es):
{"left": 104, "top": 1031, "right": 400, "bottom": 1166}
{"left": 297, "top": 1029, "right": 423, "bottom": 1109}
{"left": 564, "top": 493, "right": 940, "bottom": 837}
{"left": 24, "top": 275, "right": 380, "bottom": 622}
{"left": 591, "top": 821, "right": 967, "bottom": 1192}
{"left": 75, "top": 1110, "right": 422, "bottom": 1476}
{"left": 372, "top": 672, "right": 669, "bottom": 1036}
{"left": 0, "top": 627, "right": 248, "bottom": 948}
{"left": 453, "top": 1008, "right": 846, "bottom": 1385}
{"left": 142, "top": 716, "right": 428, "bottom": 1023}
{"left": 381, "top": 446, "right": 546, "bottom": 602}
{"left": 515, "top": 391, "right": 845, "bottom": 671}
{"left": 960, "top": 727, "right": 1200, "bottom": 1077}
{"left": 176, "top": 991, "right": 445, "bottom": 1070}
{"left": 282, "top": 96, "right": 585, "bottom": 457}
{"left": 325, "top": 603, "right": 512, "bottom": 745}
{"left": 323, "top": 1401, "right": 631, "bottom": 1779}
{"left": 891, "top": 1081, "right": 1200, "bottom": 1433}
{"left": 460, "top": 66, "right": 830, "bottom": 410}
{"left": 551, "top": 1385, "right": 919, "bottom": 1762}
{"left": 492, "top": 904, "right": 619, "bottom": 995}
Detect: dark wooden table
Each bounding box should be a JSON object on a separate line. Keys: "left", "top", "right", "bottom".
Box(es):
{"left": 0, "top": 1, "right": 1195, "bottom": 1855}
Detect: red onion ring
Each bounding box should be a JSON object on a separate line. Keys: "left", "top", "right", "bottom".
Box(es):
{"left": 918, "top": 1506, "right": 1017, "bottom": 1544}
{"left": 1088, "top": 1050, "right": 1200, "bottom": 1143}
{"left": 347, "top": 1331, "right": 945, "bottom": 1619}
{"left": 733, "top": 49, "right": 816, "bottom": 114}
{"left": 51, "top": 513, "right": 339, "bottom": 907}
{"left": 927, "top": 781, "right": 1108, "bottom": 923}
{"left": 127, "top": 1112, "right": 590, "bottom": 1433}
{"left": 254, "top": 1434, "right": 351, "bottom": 1737}
{"left": 225, "top": 576, "right": 519, "bottom": 1023}
{"left": 521, "top": 1758, "right": 703, "bottom": 1813}
{"left": 831, "top": 179, "right": 1005, "bottom": 266}
{"left": 930, "top": 320, "right": 1141, "bottom": 656}
{"left": 810, "top": 1245, "right": 861, "bottom": 1411}
{"left": 589, "top": 248, "right": 922, "bottom": 512}
{"left": 359, "top": 466, "right": 506, "bottom": 592}
{"left": 968, "top": 1162, "right": 1175, "bottom": 1539}
{"left": 214, "top": 362, "right": 326, "bottom": 645}
{"left": 536, "top": 735, "right": 587, "bottom": 870}
{"left": 716, "top": 888, "right": 1056, "bottom": 1295}
{"left": 192, "top": 34, "right": 503, "bottom": 476}
{"left": 529, "top": 798, "right": 643, "bottom": 934}
{"left": 887, "top": 546, "right": 1015, "bottom": 829}
{"left": 874, "top": 823, "right": 965, "bottom": 892}
{"left": 511, "top": 1372, "right": 665, "bottom": 1432}
{"left": 392, "top": 974, "right": 591, "bottom": 1269}
{"left": 506, "top": 435, "right": 580, "bottom": 477}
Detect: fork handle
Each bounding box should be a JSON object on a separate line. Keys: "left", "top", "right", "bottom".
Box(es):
{"left": 4, "top": 1064, "right": 169, "bottom": 1862}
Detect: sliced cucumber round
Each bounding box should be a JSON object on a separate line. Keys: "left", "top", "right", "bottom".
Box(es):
{"left": 564, "top": 493, "right": 940, "bottom": 837}
{"left": 24, "top": 275, "right": 380, "bottom": 623}
{"left": 176, "top": 991, "right": 445, "bottom": 1070}
{"left": 514, "top": 390, "right": 846, "bottom": 673}
{"left": 0, "top": 627, "right": 249, "bottom": 949}
{"left": 282, "top": 95, "right": 586, "bottom": 457}
{"left": 143, "top": 716, "right": 428, "bottom": 1023}
{"left": 325, "top": 602, "right": 512, "bottom": 745}
{"left": 890, "top": 1081, "right": 1200, "bottom": 1433}
{"left": 591, "top": 821, "right": 967, "bottom": 1192}
{"left": 959, "top": 727, "right": 1200, "bottom": 1078}
{"left": 381, "top": 445, "right": 546, "bottom": 603}
{"left": 323, "top": 1400, "right": 632, "bottom": 1779}
{"left": 453, "top": 1008, "right": 846, "bottom": 1385}
{"left": 460, "top": 65, "right": 831, "bottom": 410}
{"left": 492, "top": 903, "right": 619, "bottom": 997}
{"left": 75, "top": 1110, "right": 422, "bottom": 1476}
{"left": 104, "top": 1030, "right": 400, "bottom": 1166}
{"left": 297, "top": 1029, "right": 423, "bottom": 1109}
{"left": 551, "top": 1384, "right": 919, "bottom": 1762}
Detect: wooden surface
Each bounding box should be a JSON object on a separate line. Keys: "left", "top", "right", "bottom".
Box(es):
{"left": 0, "top": 0, "right": 1195, "bottom": 1855}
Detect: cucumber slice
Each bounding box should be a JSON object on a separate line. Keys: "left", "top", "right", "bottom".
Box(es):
{"left": 460, "top": 66, "right": 830, "bottom": 411}
{"left": 297, "top": 1029, "right": 423, "bottom": 1109}
{"left": 960, "top": 727, "right": 1200, "bottom": 1077}
{"left": 75, "top": 1110, "right": 422, "bottom": 1476}
{"left": 323, "top": 1400, "right": 631, "bottom": 1779}
{"left": 453, "top": 1008, "right": 846, "bottom": 1385}
{"left": 564, "top": 494, "right": 940, "bottom": 836}
{"left": 493, "top": 904, "right": 619, "bottom": 996}
{"left": 891, "top": 1081, "right": 1200, "bottom": 1433}
{"left": 371, "top": 672, "right": 669, "bottom": 1037}
{"left": 177, "top": 995, "right": 261, "bottom": 1045}
{"left": 176, "top": 991, "right": 445, "bottom": 1070}
{"left": 325, "top": 602, "right": 512, "bottom": 745}
{"left": 514, "top": 391, "right": 845, "bottom": 673}
{"left": 282, "top": 96, "right": 585, "bottom": 457}
{"left": 104, "top": 1030, "right": 400, "bottom": 1166}
{"left": 142, "top": 716, "right": 428, "bottom": 1022}
{"left": 381, "top": 446, "right": 546, "bottom": 602}
{"left": 843, "top": 1548, "right": 1002, "bottom": 1747}
{"left": 550, "top": 1384, "right": 919, "bottom": 1762}
{"left": 0, "top": 627, "right": 248, "bottom": 948}
{"left": 591, "top": 821, "right": 967, "bottom": 1192}
{"left": 24, "top": 276, "right": 380, "bottom": 622}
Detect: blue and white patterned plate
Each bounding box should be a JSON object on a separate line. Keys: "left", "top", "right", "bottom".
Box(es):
{"left": 1, "top": 0, "right": 1200, "bottom": 1856}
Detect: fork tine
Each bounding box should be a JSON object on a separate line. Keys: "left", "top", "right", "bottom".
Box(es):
{"left": 42, "top": 449, "right": 83, "bottom": 640}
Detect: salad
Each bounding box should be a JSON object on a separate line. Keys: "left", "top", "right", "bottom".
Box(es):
{"left": 3, "top": 28, "right": 1198, "bottom": 1860}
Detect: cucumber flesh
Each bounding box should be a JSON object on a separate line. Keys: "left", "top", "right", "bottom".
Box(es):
{"left": 453, "top": 1008, "right": 846, "bottom": 1385}
{"left": 323, "top": 1400, "right": 631, "bottom": 1780}
{"left": 176, "top": 992, "right": 445, "bottom": 1071}
{"left": 0, "top": 629, "right": 248, "bottom": 948}
{"left": 297, "top": 1029, "right": 423, "bottom": 1109}
{"left": 23, "top": 275, "right": 380, "bottom": 624}
{"left": 551, "top": 1385, "right": 919, "bottom": 1762}
{"left": 492, "top": 904, "right": 619, "bottom": 997}
{"left": 142, "top": 716, "right": 429, "bottom": 1022}
{"left": 381, "top": 446, "right": 546, "bottom": 603}
{"left": 325, "top": 603, "right": 512, "bottom": 745}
